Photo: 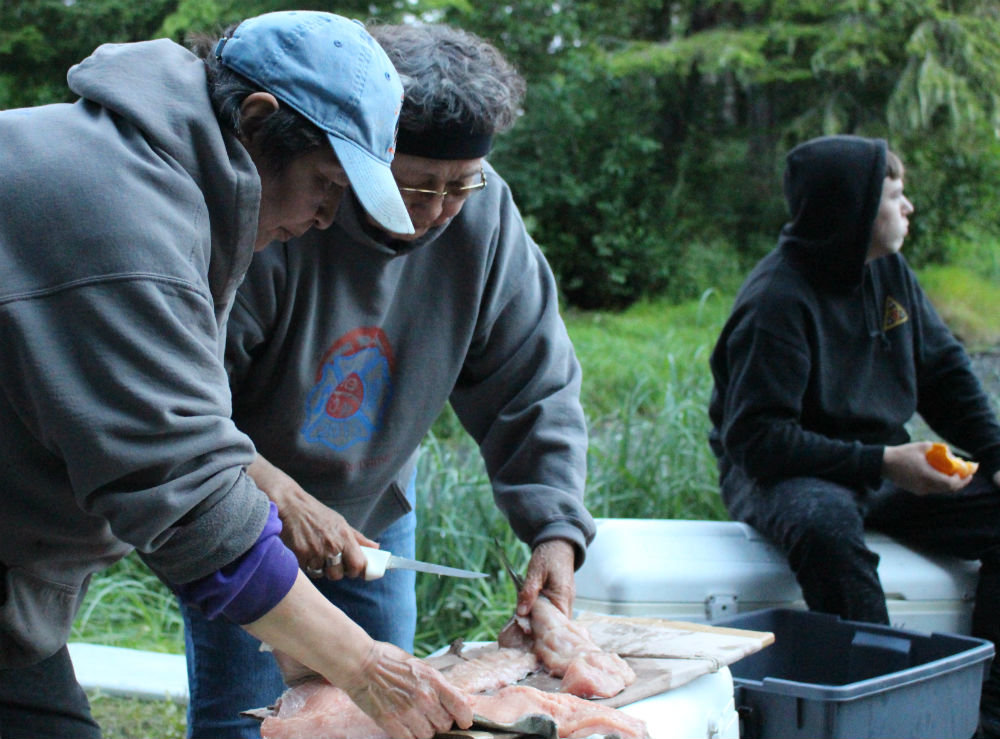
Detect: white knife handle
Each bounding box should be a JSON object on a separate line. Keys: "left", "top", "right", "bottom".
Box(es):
{"left": 361, "top": 546, "right": 391, "bottom": 581}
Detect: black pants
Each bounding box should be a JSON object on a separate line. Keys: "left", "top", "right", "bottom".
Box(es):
{"left": 0, "top": 646, "right": 100, "bottom": 739}
{"left": 722, "top": 468, "right": 1000, "bottom": 730}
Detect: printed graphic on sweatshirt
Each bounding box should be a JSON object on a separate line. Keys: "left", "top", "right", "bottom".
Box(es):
{"left": 302, "top": 327, "right": 395, "bottom": 451}
{"left": 883, "top": 296, "right": 909, "bottom": 332}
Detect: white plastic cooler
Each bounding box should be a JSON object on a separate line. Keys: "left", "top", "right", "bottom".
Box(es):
{"left": 617, "top": 665, "right": 739, "bottom": 739}
{"left": 575, "top": 518, "right": 980, "bottom": 636}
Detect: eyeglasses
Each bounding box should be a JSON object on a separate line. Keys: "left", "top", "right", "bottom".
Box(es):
{"left": 396, "top": 167, "right": 487, "bottom": 206}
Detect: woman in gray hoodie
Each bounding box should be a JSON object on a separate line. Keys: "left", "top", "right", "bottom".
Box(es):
{"left": 0, "top": 11, "right": 471, "bottom": 739}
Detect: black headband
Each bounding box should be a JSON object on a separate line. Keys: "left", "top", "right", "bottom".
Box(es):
{"left": 395, "top": 121, "right": 494, "bottom": 160}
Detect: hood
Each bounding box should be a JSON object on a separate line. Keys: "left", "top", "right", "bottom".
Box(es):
{"left": 67, "top": 38, "right": 260, "bottom": 314}
{"left": 335, "top": 190, "right": 446, "bottom": 258}
{"left": 778, "top": 135, "right": 886, "bottom": 291}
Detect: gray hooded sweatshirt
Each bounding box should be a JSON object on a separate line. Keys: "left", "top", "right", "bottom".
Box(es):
{"left": 226, "top": 163, "right": 595, "bottom": 556}
{"left": 0, "top": 39, "right": 270, "bottom": 667}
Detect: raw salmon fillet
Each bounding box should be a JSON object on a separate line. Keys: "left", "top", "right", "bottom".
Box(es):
{"left": 259, "top": 680, "right": 650, "bottom": 739}
{"left": 472, "top": 685, "right": 650, "bottom": 739}
{"left": 259, "top": 681, "right": 383, "bottom": 739}
{"left": 499, "top": 595, "right": 637, "bottom": 698}
{"left": 441, "top": 646, "right": 541, "bottom": 693}
{"left": 258, "top": 599, "right": 642, "bottom": 737}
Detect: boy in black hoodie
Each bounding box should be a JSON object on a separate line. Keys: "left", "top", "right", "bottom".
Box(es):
{"left": 709, "top": 135, "right": 1000, "bottom": 735}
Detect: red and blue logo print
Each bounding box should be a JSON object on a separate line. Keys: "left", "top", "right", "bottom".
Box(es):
{"left": 302, "top": 327, "right": 395, "bottom": 451}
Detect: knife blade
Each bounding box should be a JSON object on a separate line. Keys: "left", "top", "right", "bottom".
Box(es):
{"left": 361, "top": 545, "right": 489, "bottom": 581}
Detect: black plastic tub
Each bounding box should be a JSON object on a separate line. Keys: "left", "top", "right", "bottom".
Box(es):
{"left": 717, "top": 608, "right": 994, "bottom": 739}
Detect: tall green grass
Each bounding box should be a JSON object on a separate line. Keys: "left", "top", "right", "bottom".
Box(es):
{"left": 576, "top": 291, "right": 731, "bottom": 521}
{"left": 71, "top": 555, "right": 184, "bottom": 653}
{"left": 410, "top": 432, "right": 527, "bottom": 654}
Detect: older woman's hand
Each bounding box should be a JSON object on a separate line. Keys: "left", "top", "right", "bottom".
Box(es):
{"left": 245, "top": 572, "right": 472, "bottom": 739}
{"left": 516, "top": 538, "right": 576, "bottom": 619}
{"left": 248, "top": 454, "right": 377, "bottom": 579}
{"left": 341, "top": 641, "right": 473, "bottom": 739}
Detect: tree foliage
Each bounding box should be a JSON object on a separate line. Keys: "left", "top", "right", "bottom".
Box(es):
{"left": 449, "top": 0, "right": 1000, "bottom": 305}
{"left": 1, "top": 0, "right": 177, "bottom": 107}
{"left": 2, "top": 0, "right": 998, "bottom": 308}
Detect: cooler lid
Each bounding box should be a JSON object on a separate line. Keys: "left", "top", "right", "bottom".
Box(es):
{"left": 576, "top": 519, "right": 979, "bottom": 606}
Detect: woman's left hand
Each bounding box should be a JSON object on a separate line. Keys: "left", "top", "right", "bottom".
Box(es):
{"left": 516, "top": 538, "right": 576, "bottom": 619}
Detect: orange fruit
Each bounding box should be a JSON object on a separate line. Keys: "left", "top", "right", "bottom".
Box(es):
{"left": 925, "top": 442, "right": 979, "bottom": 478}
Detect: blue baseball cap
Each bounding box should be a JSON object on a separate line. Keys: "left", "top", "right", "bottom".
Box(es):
{"left": 216, "top": 11, "right": 413, "bottom": 234}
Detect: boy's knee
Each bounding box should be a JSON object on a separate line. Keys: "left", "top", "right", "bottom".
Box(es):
{"left": 770, "top": 477, "right": 863, "bottom": 532}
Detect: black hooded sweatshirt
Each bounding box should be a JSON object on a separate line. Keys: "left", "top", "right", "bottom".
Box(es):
{"left": 708, "top": 135, "right": 1000, "bottom": 490}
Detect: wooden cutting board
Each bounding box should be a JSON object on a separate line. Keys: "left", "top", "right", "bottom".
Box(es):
{"left": 578, "top": 614, "right": 772, "bottom": 707}
{"left": 428, "top": 614, "right": 774, "bottom": 709}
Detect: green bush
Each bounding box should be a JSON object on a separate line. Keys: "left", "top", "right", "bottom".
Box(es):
{"left": 897, "top": 133, "right": 1000, "bottom": 268}
{"left": 493, "top": 65, "right": 669, "bottom": 310}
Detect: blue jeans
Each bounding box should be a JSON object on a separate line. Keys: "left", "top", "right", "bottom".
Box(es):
{"left": 181, "top": 489, "right": 417, "bottom": 739}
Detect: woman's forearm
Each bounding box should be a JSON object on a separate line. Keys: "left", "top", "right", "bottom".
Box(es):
{"left": 242, "top": 569, "right": 374, "bottom": 687}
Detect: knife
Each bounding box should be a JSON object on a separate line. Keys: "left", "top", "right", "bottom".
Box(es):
{"left": 361, "top": 545, "right": 489, "bottom": 581}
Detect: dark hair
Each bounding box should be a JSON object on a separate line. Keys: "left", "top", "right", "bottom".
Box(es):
{"left": 188, "top": 25, "right": 326, "bottom": 174}
{"left": 886, "top": 149, "right": 904, "bottom": 180}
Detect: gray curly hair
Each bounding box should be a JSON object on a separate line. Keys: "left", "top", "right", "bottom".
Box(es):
{"left": 367, "top": 23, "right": 525, "bottom": 136}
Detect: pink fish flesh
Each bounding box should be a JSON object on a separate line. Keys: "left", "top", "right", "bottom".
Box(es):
{"left": 499, "top": 596, "right": 636, "bottom": 698}
{"left": 259, "top": 681, "right": 383, "bottom": 739}
{"left": 440, "top": 646, "right": 540, "bottom": 693}
{"left": 472, "top": 685, "right": 650, "bottom": 739}
{"left": 259, "top": 680, "right": 650, "bottom": 739}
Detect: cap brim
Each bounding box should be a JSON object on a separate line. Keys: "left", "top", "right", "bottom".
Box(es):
{"left": 328, "top": 136, "right": 413, "bottom": 235}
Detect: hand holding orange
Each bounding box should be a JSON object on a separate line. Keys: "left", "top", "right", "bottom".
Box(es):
{"left": 925, "top": 442, "right": 979, "bottom": 479}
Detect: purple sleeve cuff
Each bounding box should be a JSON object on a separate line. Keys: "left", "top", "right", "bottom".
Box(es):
{"left": 176, "top": 502, "right": 299, "bottom": 624}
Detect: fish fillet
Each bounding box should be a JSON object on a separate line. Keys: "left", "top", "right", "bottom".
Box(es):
{"left": 472, "top": 685, "right": 650, "bottom": 739}
{"left": 441, "top": 646, "right": 540, "bottom": 693}
{"left": 499, "top": 596, "right": 636, "bottom": 698}
{"left": 259, "top": 601, "right": 641, "bottom": 737}
{"left": 259, "top": 681, "right": 383, "bottom": 739}
{"left": 258, "top": 680, "right": 650, "bottom": 739}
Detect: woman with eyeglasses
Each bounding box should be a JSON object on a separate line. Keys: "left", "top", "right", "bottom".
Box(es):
{"left": 179, "top": 22, "right": 596, "bottom": 739}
